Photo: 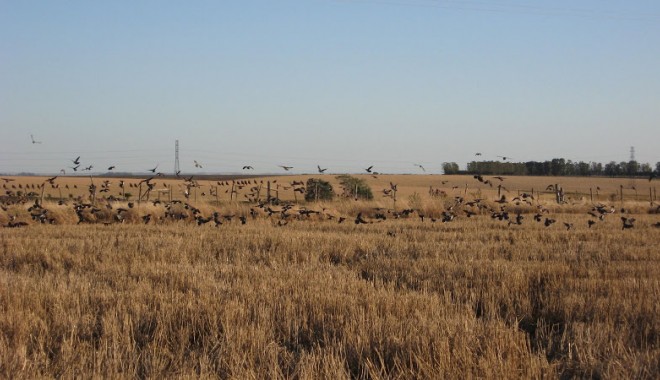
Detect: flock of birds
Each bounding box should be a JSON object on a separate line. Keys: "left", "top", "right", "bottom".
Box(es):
{"left": 20, "top": 138, "right": 519, "bottom": 176}
{"left": 2, "top": 145, "right": 658, "bottom": 230}
{"left": 55, "top": 157, "right": 394, "bottom": 177}
{"left": 2, "top": 170, "right": 658, "bottom": 231}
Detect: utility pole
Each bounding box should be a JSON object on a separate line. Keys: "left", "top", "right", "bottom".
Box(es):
{"left": 174, "top": 139, "right": 180, "bottom": 175}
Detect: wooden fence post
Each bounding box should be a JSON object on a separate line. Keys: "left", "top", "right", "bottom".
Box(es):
{"left": 651, "top": 187, "right": 654, "bottom": 206}
{"left": 392, "top": 188, "right": 397, "bottom": 211}
{"left": 315, "top": 180, "right": 319, "bottom": 202}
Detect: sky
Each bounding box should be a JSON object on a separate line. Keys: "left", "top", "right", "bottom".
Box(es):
{"left": 1, "top": 0, "right": 659, "bottom": 175}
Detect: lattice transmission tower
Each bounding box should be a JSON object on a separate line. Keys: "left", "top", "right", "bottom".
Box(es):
{"left": 629, "top": 146, "right": 635, "bottom": 162}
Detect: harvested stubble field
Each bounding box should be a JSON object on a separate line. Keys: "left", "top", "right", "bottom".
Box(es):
{"left": 1, "top": 174, "right": 659, "bottom": 378}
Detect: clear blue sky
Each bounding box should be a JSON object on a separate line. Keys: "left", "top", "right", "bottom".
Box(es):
{"left": 2, "top": 0, "right": 659, "bottom": 174}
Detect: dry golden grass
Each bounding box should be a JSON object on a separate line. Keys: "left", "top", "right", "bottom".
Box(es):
{"left": 1, "top": 174, "right": 659, "bottom": 378}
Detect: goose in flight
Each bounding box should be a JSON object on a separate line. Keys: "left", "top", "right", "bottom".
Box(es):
{"left": 147, "top": 165, "right": 158, "bottom": 173}
{"left": 413, "top": 163, "right": 425, "bottom": 172}
{"left": 365, "top": 166, "right": 374, "bottom": 173}
{"left": 279, "top": 165, "right": 293, "bottom": 171}
{"left": 621, "top": 217, "right": 635, "bottom": 230}
{"left": 243, "top": 166, "right": 254, "bottom": 170}
{"left": 194, "top": 160, "right": 202, "bottom": 168}
{"left": 108, "top": 166, "right": 115, "bottom": 171}
{"left": 317, "top": 165, "right": 327, "bottom": 174}
{"left": 30, "top": 134, "right": 42, "bottom": 144}
{"left": 72, "top": 156, "right": 81, "bottom": 165}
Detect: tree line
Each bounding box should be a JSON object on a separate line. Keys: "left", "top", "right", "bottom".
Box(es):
{"left": 442, "top": 159, "right": 660, "bottom": 177}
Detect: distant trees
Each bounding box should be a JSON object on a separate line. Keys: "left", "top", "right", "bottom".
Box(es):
{"left": 441, "top": 162, "right": 460, "bottom": 174}
{"left": 304, "top": 178, "right": 334, "bottom": 202}
{"left": 465, "top": 158, "right": 655, "bottom": 177}
{"left": 336, "top": 175, "right": 373, "bottom": 200}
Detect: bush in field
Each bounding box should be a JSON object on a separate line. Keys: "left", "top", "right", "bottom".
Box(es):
{"left": 336, "top": 175, "right": 373, "bottom": 200}
{"left": 442, "top": 162, "right": 460, "bottom": 174}
{"left": 304, "top": 178, "right": 334, "bottom": 201}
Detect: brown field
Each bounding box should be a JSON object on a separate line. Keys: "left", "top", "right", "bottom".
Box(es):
{"left": 1, "top": 173, "right": 656, "bottom": 205}
{"left": 1, "top": 174, "right": 659, "bottom": 378}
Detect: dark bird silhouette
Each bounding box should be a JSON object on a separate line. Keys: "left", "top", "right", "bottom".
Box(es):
{"left": 621, "top": 217, "right": 635, "bottom": 230}
{"left": 564, "top": 222, "right": 573, "bottom": 230}
{"left": 475, "top": 153, "right": 482, "bottom": 156}
{"left": 45, "top": 176, "right": 57, "bottom": 185}
{"left": 70, "top": 164, "right": 80, "bottom": 172}
{"left": 587, "top": 220, "right": 596, "bottom": 228}
{"left": 82, "top": 165, "right": 93, "bottom": 171}
{"left": 243, "top": 166, "right": 254, "bottom": 170}
{"left": 194, "top": 160, "right": 202, "bottom": 168}
{"left": 355, "top": 212, "right": 369, "bottom": 225}
{"left": 414, "top": 163, "right": 425, "bottom": 172}
{"left": 515, "top": 213, "right": 524, "bottom": 225}
{"left": 279, "top": 165, "right": 293, "bottom": 171}
{"left": 30, "top": 134, "right": 42, "bottom": 144}
{"left": 497, "top": 156, "right": 512, "bottom": 161}
{"left": 318, "top": 165, "right": 327, "bottom": 174}
{"left": 544, "top": 218, "right": 556, "bottom": 227}
{"left": 148, "top": 165, "right": 158, "bottom": 173}
{"left": 72, "top": 156, "right": 81, "bottom": 165}
{"left": 365, "top": 166, "right": 374, "bottom": 173}
{"left": 108, "top": 166, "right": 115, "bottom": 170}
{"left": 495, "top": 195, "right": 508, "bottom": 204}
